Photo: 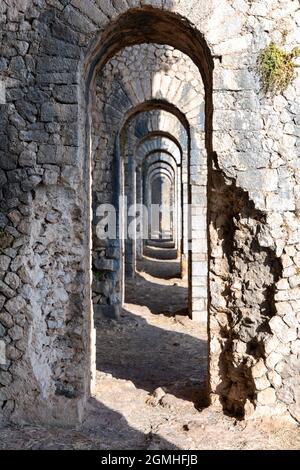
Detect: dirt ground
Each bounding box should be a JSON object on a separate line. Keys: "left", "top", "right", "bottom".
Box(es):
{"left": 0, "top": 244, "right": 299, "bottom": 450}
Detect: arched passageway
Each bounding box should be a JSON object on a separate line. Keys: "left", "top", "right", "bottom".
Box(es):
{"left": 88, "top": 9, "right": 210, "bottom": 423}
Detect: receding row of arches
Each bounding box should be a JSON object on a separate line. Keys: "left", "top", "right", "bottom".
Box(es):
{"left": 85, "top": 7, "right": 212, "bottom": 413}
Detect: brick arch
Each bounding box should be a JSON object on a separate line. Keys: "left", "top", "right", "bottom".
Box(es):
{"left": 85, "top": 7, "right": 213, "bottom": 94}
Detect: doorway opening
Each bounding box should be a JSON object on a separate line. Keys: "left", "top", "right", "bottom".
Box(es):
{"left": 86, "top": 7, "right": 213, "bottom": 415}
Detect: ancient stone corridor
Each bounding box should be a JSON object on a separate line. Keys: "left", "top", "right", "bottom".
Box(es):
{"left": 1, "top": 0, "right": 300, "bottom": 451}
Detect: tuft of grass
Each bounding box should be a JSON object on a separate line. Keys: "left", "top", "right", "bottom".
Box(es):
{"left": 257, "top": 43, "right": 300, "bottom": 94}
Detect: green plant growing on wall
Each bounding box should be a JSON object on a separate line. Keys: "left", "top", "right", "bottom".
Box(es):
{"left": 257, "top": 42, "right": 300, "bottom": 94}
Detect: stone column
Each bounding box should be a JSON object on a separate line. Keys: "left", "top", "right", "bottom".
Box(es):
{"left": 181, "top": 150, "right": 189, "bottom": 278}
{"left": 189, "top": 133, "right": 208, "bottom": 322}
{"left": 135, "top": 165, "right": 143, "bottom": 261}
{"left": 151, "top": 176, "right": 162, "bottom": 239}
{"left": 176, "top": 165, "right": 182, "bottom": 257}
{"left": 160, "top": 176, "right": 172, "bottom": 239}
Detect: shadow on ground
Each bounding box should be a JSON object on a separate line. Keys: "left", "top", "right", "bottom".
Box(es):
{"left": 126, "top": 271, "right": 188, "bottom": 314}
{"left": 129, "top": 242, "right": 187, "bottom": 313}
{"left": 0, "top": 399, "right": 179, "bottom": 450}
{"left": 95, "top": 309, "right": 207, "bottom": 408}
{"left": 82, "top": 398, "right": 179, "bottom": 450}
{"left": 96, "top": 241, "right": 207, "bottom": 409}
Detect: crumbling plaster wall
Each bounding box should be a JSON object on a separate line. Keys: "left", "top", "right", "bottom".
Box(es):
{"left": 0, "top": 0, "right": 299, "bottom": 424}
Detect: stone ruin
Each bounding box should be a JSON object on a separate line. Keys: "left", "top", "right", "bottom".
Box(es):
{"left": 0, "top": 0, "right": 299, "bottom": 425}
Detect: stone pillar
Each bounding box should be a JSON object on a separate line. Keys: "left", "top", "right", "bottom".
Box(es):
{"left": 189, "top": 135, "right": 208, "bottom": 323}
{"left": 151, "top": 176, "right": 162, "bottom": 239}
{"left": 190, "top": 187, "right": 208, "bottom": 322}
{"left": 135, "top": 166, "right": 143, "bottom": 261}
{"left": 170, "top": 179, "right": 175, "bottom": 243}
{"left": 176, "top": 165, "right": 182, "bottom": 257}
{"left": 160, "top": 176, "right": 172, "bottom": 239}
{"left": 125, "top": 155, "right": 136, "bottom": 278}
{"left": 143, "top": 168, "right": 151, "bottom": 245}
{"left": 181, "top": 151, "right": 189, "bottom": 278}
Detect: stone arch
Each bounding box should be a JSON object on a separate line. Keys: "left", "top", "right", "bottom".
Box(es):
{"left": 136, "top": 133, "right": 182, "bottom": 165}
{"left": 144, "top": 151, "right": 178, "bottom": 171}
{"left": 85, "top": 3, "right": 299, "bottom": 423}
{"left": 117, "top": 104, "right": 189, "bottom": 287}
{"left": 149, "top": 170, "right": 173, "bottom": 184}
{"left": 84, "top": 7, "right": 213, "bottom": 96}
{"left": 0, "top": 0, "right": 296, "bottom": 430}
{"left": 0, "top": 4, "right": 213, "bottom": 426}
{"left": 148, "top": 162, "right": 175, "bottom": 182}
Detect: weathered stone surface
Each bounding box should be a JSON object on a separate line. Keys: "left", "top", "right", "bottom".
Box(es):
{"left": 18, "top": 149, "right": 36, "bottom": 167}
{"left": 289, "top": 404, "right": 300, "bottom": 424}
{"left": 0, "top": 0, "right": 299, "bottom": 430}
{"left": 40, "top": 102, "right": 77, "bottom": 122}
{"left": 8, "top": 325, "right": 23, "bottom": 341}
{"left": 0, "top": 322, "right": 6, "bottom": 338}
{"left": 269, "top": 317, "right": 298, "bottom": 344}
{"left": 267, "top": 370, "right": 282, "bottom": 389}
{"left": 4, "top": 272, "right": 20, "bottom": 290}
{"left": 52, "top": 85, "right": 78, "bottom": 104}
{"left": 19, "top": 130, "right": 48, "bottom": 143}
{"left": 0, "top": 256, "right": 11, "bottom": 272}
{"left": 252, "top": 359, "right": 267, "bottom": 379}
{"left": 266, "top": 352, "right": 282, "bottom": 370}
{"left": 4, "top": 295, "right": 26, "bottom": 314}
{"left": 0, "top": 311, "right": 13, "bottom": 329}
{"left": 37, "top": 144, "right": 76, "bottom": 164}
{"left": 254, "top": 375, "right": 270, "bottom": 391}
{"left": 0, "top": 281, "right": 15, "bottom": 299}
{"left": 0, "top": 371, "right": 13, "bottom": 387}
{"left": 277, "top": 386, "right": 295, "bottom": 405}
